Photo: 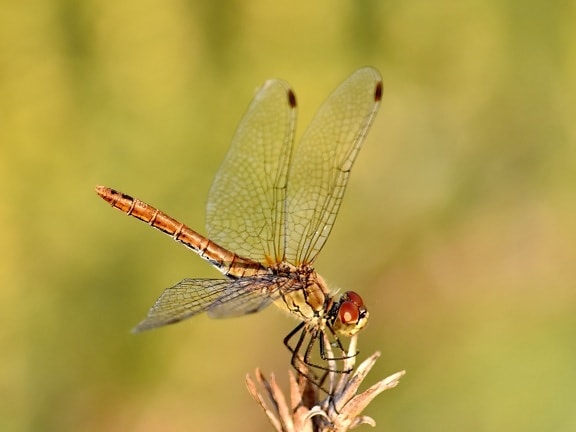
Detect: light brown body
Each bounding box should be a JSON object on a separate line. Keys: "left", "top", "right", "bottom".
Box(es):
{"left": 96, "top": 186, "right": 265, "bottom": 279}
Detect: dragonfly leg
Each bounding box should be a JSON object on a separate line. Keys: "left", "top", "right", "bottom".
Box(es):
{"left": 285, "top": 323, "right": 316, "bottom": 376}
{"left": 284, "top": 322, "right": 356, "bottom": 394}
{"left": 319, "top": 324, "right": 359, "bottom": 368}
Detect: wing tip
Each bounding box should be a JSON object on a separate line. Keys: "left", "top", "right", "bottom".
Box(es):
{"left": 131, "top": 321, "right": 149, "bottom": 333}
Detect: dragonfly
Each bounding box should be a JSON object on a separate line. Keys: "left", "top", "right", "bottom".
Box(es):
{"left": 96, "top": 67, "right": 382, "bottom": 382}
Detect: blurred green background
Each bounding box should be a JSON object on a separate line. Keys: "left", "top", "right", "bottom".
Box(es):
{"left": 1, "top": 0, "right": 575, "bottom": 431}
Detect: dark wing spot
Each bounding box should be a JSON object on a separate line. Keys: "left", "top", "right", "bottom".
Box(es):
{"left": 287, "top": 89, "right": 297, "bottom": 108}
{"left": 374, "top": 81, "right": 383, "bottom": 102}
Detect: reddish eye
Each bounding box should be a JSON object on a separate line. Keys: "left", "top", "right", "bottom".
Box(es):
{"left": 338, "top": 301, "right": 360, "bottom": 324}
{"left": 344, "top": 291, "right": 364, "bottom": 308}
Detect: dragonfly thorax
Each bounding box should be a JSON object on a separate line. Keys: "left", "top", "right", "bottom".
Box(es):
{"left": 273, "top": 263, "right": 331, "bottom": 322}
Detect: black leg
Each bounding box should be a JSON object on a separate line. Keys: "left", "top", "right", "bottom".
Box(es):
{"left": 283, "top": 322, "right": 358, "bottom": 394}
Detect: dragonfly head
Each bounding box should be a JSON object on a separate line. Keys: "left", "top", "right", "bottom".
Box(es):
{"left": 329, "top": 291, "right": 369, "bottom": 336}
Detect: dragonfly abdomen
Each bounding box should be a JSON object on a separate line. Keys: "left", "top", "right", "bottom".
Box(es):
{"left": 95, "top": 186, "right": 264, "bottom": 278}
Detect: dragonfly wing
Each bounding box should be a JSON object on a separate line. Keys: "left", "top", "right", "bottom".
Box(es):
{"left": 133, "top": 279, "right": 233, "bottom": 332}
{"left": 206, "top": 79, "right": 296, "bottom": 264}
{"left": 206, "top": 274, "right": 296, "bottom": 318}
{"left": 285, "top": 67, "right": 383, "bottom": 265}
{"left": 133, "top": 276, "right": 293, "bottom": 332}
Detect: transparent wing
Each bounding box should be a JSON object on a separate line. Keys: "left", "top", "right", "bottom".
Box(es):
{"left": 285, "top": 67, "right": 383, "bottom": 265}
{"left": 206, "top": 80, "right": 296, "bottom": 264}
{"left": 132, "top": 275, "right": 297, "bottom": 332}
{"left": 207, "top": 274, "right": 298, "bottom": 318}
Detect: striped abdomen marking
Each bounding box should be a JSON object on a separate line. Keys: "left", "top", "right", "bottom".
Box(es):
{"left": 95, "top": 186, "right": 264, "bottom": 278}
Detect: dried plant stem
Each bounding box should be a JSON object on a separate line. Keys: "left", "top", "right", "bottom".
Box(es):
{"left": 246, "top": 335, "right": 405, "bottom": 432}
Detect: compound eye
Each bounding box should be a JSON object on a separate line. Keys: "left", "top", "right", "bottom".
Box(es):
{"left": 344, "top": 291, "right": 364, "bottom": 308}
{"left": 338, "top": 301, "right": 360, "bottom": 325}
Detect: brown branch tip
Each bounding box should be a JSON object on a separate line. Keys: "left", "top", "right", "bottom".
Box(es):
{"left": 245, "top": 335, "right": 406, "bottom": 432}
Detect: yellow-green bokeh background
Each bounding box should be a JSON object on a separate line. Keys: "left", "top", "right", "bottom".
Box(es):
{"left": 2, "top": 1, "right": 576, "bottom": 431}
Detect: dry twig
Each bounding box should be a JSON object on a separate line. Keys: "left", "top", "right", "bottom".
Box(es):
{"left": 246, "top": 336, "right": 405, "bottom": 432}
